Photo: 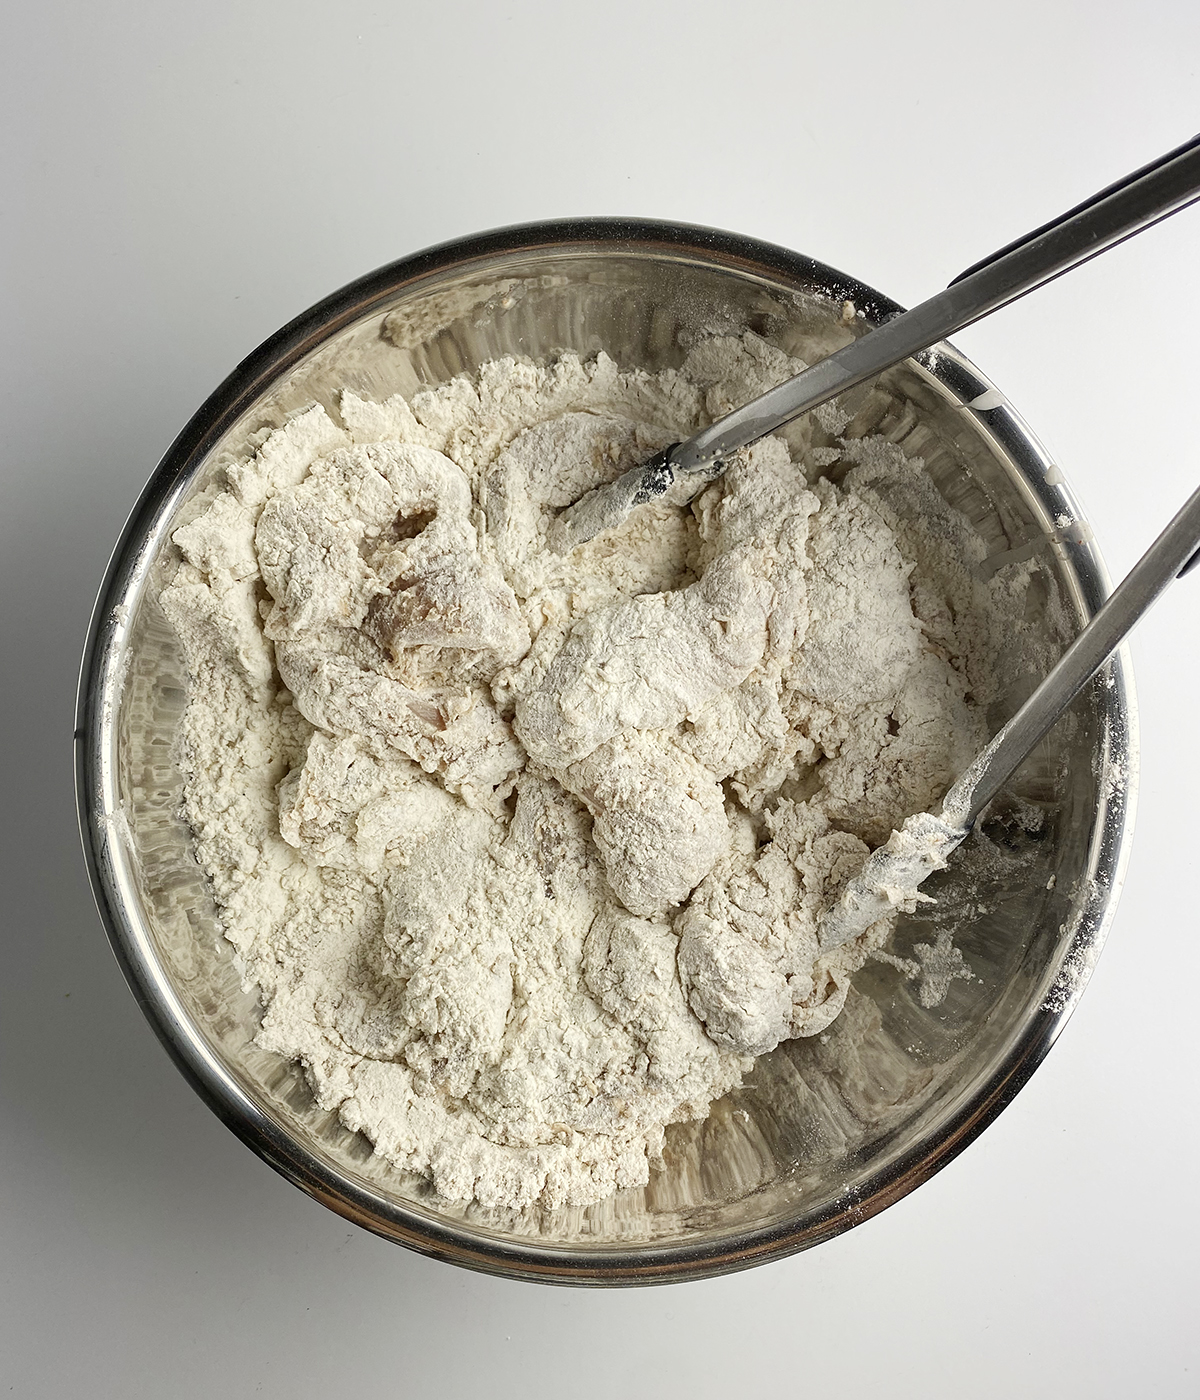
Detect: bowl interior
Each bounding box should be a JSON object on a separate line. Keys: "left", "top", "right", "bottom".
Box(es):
{"left": 89, "top": 228, "right": 1134, "bottom": 1282}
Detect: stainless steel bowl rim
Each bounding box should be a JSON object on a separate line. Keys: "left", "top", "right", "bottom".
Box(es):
{"left": 75, "top": 217, "right": 1138, "bottom": 1285}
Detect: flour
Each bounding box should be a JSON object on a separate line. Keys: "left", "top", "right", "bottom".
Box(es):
{"left": 161, "top": 334, "right": 1039, "bottom": 1211}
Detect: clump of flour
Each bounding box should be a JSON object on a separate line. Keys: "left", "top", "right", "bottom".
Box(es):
{"left": 162, "top": 334, "right": 1037, "bottom": 1210}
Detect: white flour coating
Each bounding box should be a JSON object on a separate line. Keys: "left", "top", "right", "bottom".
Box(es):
{"left": 162, "top": 333, "right": 1038, "bottom": 1211}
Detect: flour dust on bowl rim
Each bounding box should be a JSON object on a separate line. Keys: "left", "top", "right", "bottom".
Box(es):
{"left": 76, "top": 219, "right": 1136, "bottom": 1286}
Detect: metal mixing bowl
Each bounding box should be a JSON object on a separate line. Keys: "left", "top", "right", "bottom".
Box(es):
{"left": 76, "top": 219, "right": 1136, "bottom": 1285}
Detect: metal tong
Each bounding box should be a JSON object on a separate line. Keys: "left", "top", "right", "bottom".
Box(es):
{"left": 554, "top": 134, "right": 1200, "bottom": 551}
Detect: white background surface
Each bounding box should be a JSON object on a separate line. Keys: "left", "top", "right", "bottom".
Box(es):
{"left": 3, "top": 2, "right": 1199, "bottom": 1395}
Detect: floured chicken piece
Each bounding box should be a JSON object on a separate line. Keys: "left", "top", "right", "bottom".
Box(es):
{"left": 162, "top": 335, "right": 1037, "bottom": 1211}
